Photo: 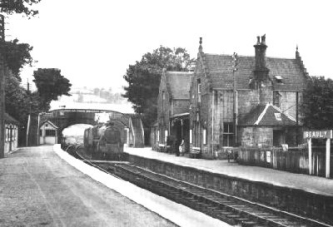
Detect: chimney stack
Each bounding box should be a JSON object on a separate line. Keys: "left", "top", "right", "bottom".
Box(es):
{"left": 254, "top": 34, "right": 267, "bottom": 70}
{"left": 251, "top": 35, "right": 272, "bottom": 104}
{"left": 199, "top": 37, "right": 203, "bottom": 53}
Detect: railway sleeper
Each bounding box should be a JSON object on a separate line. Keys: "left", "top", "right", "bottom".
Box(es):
{"left": 216, "top": 212, "right": 239, "bottom": 225}
{"left": 241, "top": 221, "right": 260, "bottom": 227}
{"left": 255, "top": 215, "right": 294, "bottom": 227}
{"left": 114, "top": 165, "right": 316, "bottom": 227}
{"left": 239, "top": 209, "right": 295, "bottom": 227}
{"left": 236, "top": 217, "right": 254, "bottom": 224}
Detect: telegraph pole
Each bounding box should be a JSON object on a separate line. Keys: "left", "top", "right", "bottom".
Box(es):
{"left": 0, "top": 14, "right": 5, "bottom": 158}
{"left": 232, "top": 52, "right": 238, "bottom": 146}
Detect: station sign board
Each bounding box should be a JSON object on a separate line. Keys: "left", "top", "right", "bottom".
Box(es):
{"left": 303, "top": 130, "right": 333, "bottom": 139}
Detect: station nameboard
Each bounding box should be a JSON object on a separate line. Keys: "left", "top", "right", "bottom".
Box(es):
{"left": 303, "top": 130, "right": 333, "bottom": 139}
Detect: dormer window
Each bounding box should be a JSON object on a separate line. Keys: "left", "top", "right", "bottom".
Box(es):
{"left": 274, "top": 75, "right": 283, "bottom": 83}
{"left": 274, "top": 113, "right": 282, "bottom": 121}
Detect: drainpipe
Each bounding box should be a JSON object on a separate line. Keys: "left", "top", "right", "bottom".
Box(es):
{"left": 211, "top": 91, "right": 214, "bottom": 156}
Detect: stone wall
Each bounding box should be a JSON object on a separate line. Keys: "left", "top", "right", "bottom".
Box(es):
{"left": 172, "top": 100, "right": 190, "bottom": 115}
{"left": 238, "top": 89, "right": 259, "bottom": 119}
{"left": 239, "top": 127, "right": 273, "bottom": 147}
{"left": 157, "top": 73, "right": 171, "bottom": 144}
{"left": 279, "top": 91, "right": 297, "bottom": 119}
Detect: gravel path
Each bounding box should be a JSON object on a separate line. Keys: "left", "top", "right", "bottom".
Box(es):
{"left": 0, "top": 146, "right": 177, "bottom": 227}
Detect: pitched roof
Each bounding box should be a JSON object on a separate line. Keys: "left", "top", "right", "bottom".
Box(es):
{"left": 165, "top": 72, "right": 193, "bottom": 99}
{"left": 4, "top": 113, "right": 19, "bottom": 125}
{"left": 41, "top": 120, "right": 58, "bottom": 129}
{"left": 202, "top": 54, "right": 306, "bottom": 91}
{"left": 239, "top": 104, "right": 296, "bottom": 126}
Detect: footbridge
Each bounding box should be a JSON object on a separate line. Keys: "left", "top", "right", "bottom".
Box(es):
{"left": 27, "top": 109, "right": 144, "bottom": 147}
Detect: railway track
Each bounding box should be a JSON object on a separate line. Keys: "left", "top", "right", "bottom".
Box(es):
{"left": 111, "top": 164, "right": 331, "bottom": 227}
{"left": 70, "top": 146, "right": 332, "bottom": 227}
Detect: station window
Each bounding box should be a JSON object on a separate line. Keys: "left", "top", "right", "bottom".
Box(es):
{"left": 45, "top": 129, "right": 56, "bottom": 136}
{"left": 6, "top": 128, "right": 9, "bottom": 141}
{"left": 274, "top": 75, "right": 283, "bottom": 83}
{"left": 223, "top": 122, "right": 234, "bottom": 147}
{"left": 203, "top": 129, "right": 206, "bottom": 145}
{"left": 157, "top": 130, "right": 160, "bottom": 142}
{"left": 164, "top": 130, "right": 168, "bottom": 143}
{"left": 190, "top": 129, "right": 192, "bottom": 144}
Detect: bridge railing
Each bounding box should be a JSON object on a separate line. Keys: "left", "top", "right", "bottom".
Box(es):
{"left": 50, "top": 109, "right": 124, "bottom": 114}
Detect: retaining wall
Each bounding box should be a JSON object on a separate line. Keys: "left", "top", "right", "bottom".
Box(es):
{"left": 128, "top": 154, "right": 333, "bottom": 225}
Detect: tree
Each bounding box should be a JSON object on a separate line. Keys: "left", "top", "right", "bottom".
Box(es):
{"left": 33, "top": 68, "right": 72, "bottom": 111}
{"left": 123, "top": 46, "right": 194, "bottom": 127}
{"left": 0, "top": 39, "right": 33, "bottom": 78}
{"left": 0, "top": 0, "right": 41, "bottom": 16}
{"left": 5, "top": 71, "right": 30, "bottom": 124}
{"left": 5, "top": 73, "right": 42, "bottom": 122}
{"left": 0, "top": 0, "right": 41, "bottom": 156}
{"left": 301, "top": 76, "right": 333, "bottom": 129}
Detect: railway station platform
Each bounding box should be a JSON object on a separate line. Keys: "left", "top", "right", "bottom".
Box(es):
{"left": 124, "top": 146, "right": 333, "bottom": 225}
{"left": 125, "top": 147, "right": 333, "bottom": 196}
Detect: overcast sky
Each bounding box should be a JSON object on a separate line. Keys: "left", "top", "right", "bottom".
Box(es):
{"left": 6, "top": 0, "right": 333, "bottom": 92}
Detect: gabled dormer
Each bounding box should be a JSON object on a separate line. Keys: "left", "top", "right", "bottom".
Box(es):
{"left": 157, "top": 70, "right": 193, "bottom": 146}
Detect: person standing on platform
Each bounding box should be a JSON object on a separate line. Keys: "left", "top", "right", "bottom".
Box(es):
{"left": 179, "top": 139, "right": 185, "bottom": 156}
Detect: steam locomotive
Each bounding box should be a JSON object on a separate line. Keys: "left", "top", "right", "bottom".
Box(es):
{"left": 83, "top": 120, "right": 127, "bottom": 160}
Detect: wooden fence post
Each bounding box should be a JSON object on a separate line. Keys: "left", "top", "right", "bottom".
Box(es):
{"left": 326, "top": 138, "right": 331, "bottom": 178}
{"left": 308, "top": 138, "right": 312, "bottom": 175}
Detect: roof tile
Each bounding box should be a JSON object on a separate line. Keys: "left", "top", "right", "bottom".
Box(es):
{"left": 239, "top": 104, "right": 296, "bottom": 126}
{"left": 165, "top": 72, "right": 193, "bottom": 99}
{"left": 203, "top": 54, "right": 306, "bottom": 91}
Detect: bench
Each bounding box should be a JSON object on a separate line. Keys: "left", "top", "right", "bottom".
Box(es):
{"left": 158, "top": 144, "right": 170, "bottom": 153}
{"left": 189, "top": 147, "right": 201, "bottom": 158}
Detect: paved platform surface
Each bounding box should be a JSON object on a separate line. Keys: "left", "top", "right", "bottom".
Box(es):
{"left": 125, "top": 147, "right": 333, "bottom": 197}
{"left": 54, "top": 145, "right": 229, "bottom": 227}
{"left": 0, "top": 146, "right": 177, "bottom": 227}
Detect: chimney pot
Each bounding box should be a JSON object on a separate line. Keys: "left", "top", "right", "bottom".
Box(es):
{"left": 261, "top": 34, "right": 266, "bottom": 45}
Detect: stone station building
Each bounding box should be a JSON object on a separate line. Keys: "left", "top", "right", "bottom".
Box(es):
{"left": 156, "top": 35, "right": 309, "bottom": 159}
{"left": 155, "top": 71, "right": 193, "bottom": 153}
